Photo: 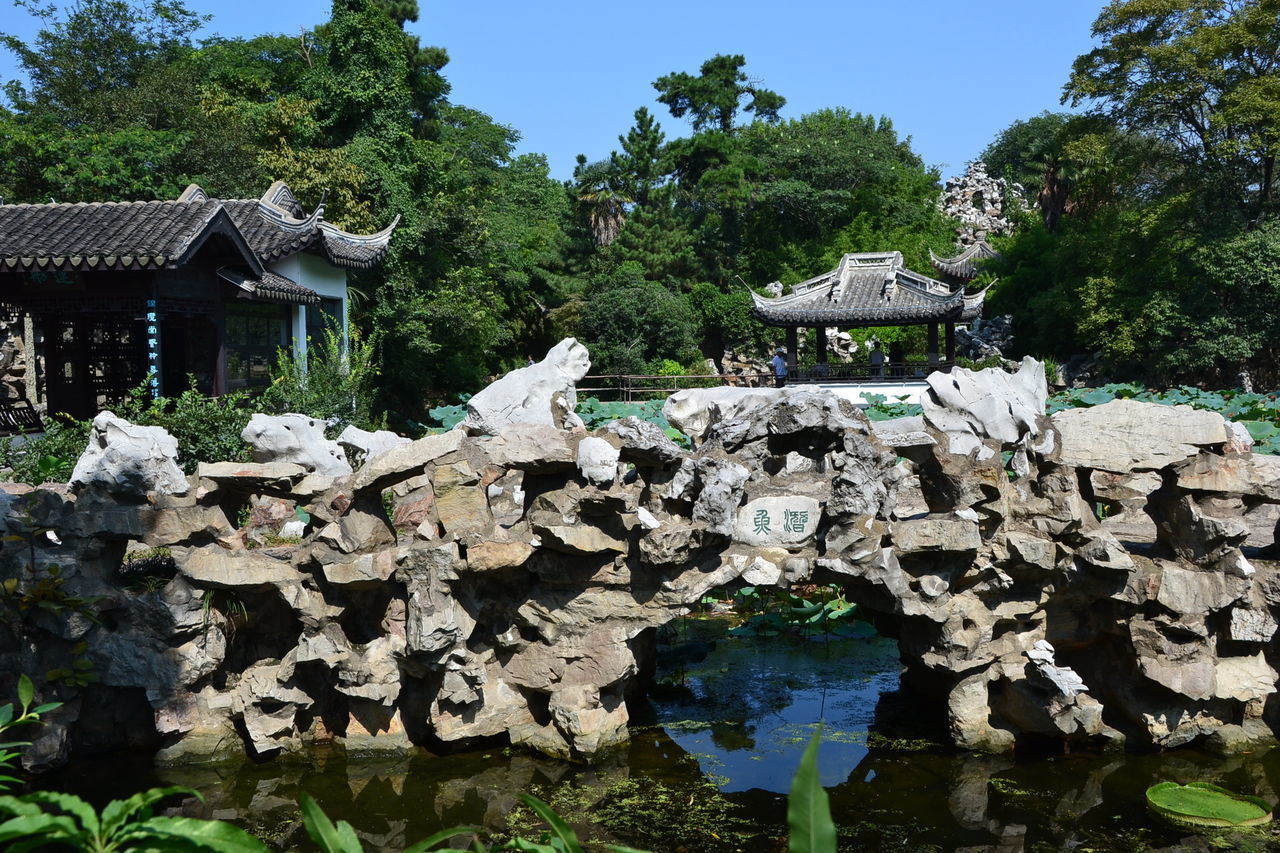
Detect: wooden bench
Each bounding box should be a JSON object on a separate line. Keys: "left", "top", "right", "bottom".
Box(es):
{"left": 0, "top": 401, "right": 45, "bottom": 436}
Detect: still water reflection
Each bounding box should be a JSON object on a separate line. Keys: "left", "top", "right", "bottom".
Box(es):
{"left": 38, "top": 619, "right": 1280, "bottom": 851}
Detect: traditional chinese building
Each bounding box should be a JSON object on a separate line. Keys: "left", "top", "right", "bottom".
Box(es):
{"left": 750, "top": 251, "right": 986, "bottom": 380}
{"left": 0, "top": 182, "right": 397, "bottom": 418}
{"left": 929, "top": 239, "right": 999, "bottom": 288}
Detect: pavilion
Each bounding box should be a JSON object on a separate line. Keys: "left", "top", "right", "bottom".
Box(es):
{"left": 750, "top": 251, "right": 987, "bottom": 382}
{"left": 0, "top": 182, "right": 397, "bottom": 418}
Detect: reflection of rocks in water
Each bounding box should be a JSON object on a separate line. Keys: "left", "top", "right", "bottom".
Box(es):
{"left": 948, "top": 754, "right": 1016, "bottom": 831}
{"left": 433, "top": 753, "right": 574, "bottom": 828}
{"left": 838, "top": 743, "right": 1253, "bottom": 853}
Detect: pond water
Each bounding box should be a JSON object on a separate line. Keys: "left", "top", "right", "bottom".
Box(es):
{"left": 37, "top": 617, "right": 1280, "bottom": 852}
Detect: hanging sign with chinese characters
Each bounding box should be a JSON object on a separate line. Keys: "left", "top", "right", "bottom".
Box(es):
{"left": 145, "top": 298, "right": 161, "bottom": 398}
{"left": 733, "top": 496, "right": 821, "bottom": 548}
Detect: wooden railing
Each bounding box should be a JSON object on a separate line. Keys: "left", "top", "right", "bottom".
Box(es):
{"left": 579, "top": 362, "right": 954, "bottom": 402}
{"left": 788, "top": 360, "right": 955, "bottom": 383}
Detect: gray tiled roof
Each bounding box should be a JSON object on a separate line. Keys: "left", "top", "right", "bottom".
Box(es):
{"left": 0, "top": 183, "right": 397, "bottom": 274}
{"left": 218, "top": 267, "right": 320, "bottom": 305}
{"left": 930, "top": 240, "right": 999, "bottom": 282}
{"left": 0, "top": 199, "right": 229, "bottom": 272}
{"left": 752, "top": 251, "right": 985, "bottom": 327}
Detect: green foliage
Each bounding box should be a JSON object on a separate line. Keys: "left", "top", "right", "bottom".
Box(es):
{"left": 0, "top": 674, "right": 62, "bottom": 792}
{"left": 788, "top": 730, "right": 837, "bottom": 853}
{"left": 0, "top": 785, "right": 270, "bottom": 852}
{"left": 1145, "top": 782, "right": 1273, "bottom": 829}
{"left": 653, "top": 54, "right": 784, "bottom": 134}
{"left": 1064, "top": 0, "right": 1280, "bottom": 216}
{"left": 425, "top": 396, "right": 469, "bottom": 431}
{"left": 1, "top": 564, "right": 99, "bottom": 626}
{"left": 861, "top": 394, "right": 923, "bottom": 422}
{"left": 0, "top": 416, "right": 90, "bottom": 485}
{"left": 260, "top": 321, "right": 384, "bottom": 431}
{"left": 115, "top": 379, "right": 253, "bottom": 473}
{"left": 577, "top": 263, "right": 701, "bottom": 375}
{"left": 727, "top": 585, "right": 857, "bottom": 639}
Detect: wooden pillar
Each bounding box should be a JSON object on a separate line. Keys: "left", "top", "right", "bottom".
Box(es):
{"left": 927, "top": 322, "right": 939, "bottom": 367}
{"left": 945, "top": 322, "right": 956, "bottom": 365}
{"left": 213, "top": 304, "right": 227, "bottom": 396}
{"left": 814, "top": 328, "right": 827, "bottom": 364}
{"left": 786, "top": 326, "right": 798, "bottom": 378}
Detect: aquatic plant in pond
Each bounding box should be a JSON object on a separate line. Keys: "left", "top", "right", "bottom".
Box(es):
{"left": 1145, "top": 782, "right": 1272, "bottom": 829}
{"left": 725, "top": 585, "right": 858, "bottom": 638}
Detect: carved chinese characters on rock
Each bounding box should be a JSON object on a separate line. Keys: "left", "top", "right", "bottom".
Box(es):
{"left": 734, "top": 496, "right": 821, "bottom": 548}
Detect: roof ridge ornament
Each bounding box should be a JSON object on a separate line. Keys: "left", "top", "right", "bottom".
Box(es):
{"left": 177, "top": 184, "right": 209, "bottom": 203}
{"left": 259, "top": 181, "right": 306, "bottom": 217}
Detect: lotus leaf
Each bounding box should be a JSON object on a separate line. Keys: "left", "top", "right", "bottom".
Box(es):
{"left": 1145, "top": 781, "right": 1271, "bottom": 829}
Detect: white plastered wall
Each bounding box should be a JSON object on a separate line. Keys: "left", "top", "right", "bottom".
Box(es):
{"left": 268, "top": 253, "right": 349, "bottom": 365}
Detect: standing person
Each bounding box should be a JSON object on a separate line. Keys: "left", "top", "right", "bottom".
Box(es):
{"left": 868, "top": 340, "right": 885, "bottom": 379}
{"left": 771, "top": 347, "right": 787, "bottom": 387}
{"left": 888, "top": 341, "right": 904, "bottom": 377}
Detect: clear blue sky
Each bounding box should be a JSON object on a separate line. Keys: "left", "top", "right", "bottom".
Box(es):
{"left": 1, "top": 0, "right": 1107, "bottom": 182}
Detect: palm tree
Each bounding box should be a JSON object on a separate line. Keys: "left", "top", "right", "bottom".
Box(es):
{"left": 572, "top": 157, "right": 632, "bottom": 247}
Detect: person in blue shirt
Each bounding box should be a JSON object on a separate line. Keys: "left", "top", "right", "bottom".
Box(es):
{"left": 771, "top": 347, "right": 787, "bottom": 387}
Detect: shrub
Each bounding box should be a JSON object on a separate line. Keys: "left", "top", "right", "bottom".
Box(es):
{"left": 0, "top": 415, "right": 91, "bottom": 485}
{"left": 116, "top": 381, "right": 253, "bottom": 473}
{"left": 259, "top": 321, "right": 383, "bottom": 431}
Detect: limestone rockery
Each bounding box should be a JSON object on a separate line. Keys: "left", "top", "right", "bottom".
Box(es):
{"left": 3, "top": 345, "right": 1280, "bottom": 770}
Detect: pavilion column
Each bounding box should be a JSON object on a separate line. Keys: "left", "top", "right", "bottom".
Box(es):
{"left": 786, "top": 326, "right": 798, "bottom": 378}
{"left": 927, "top": 322, "right": 939, "bottom": 367}
{"left": 814, "top": 327, "right": 827, "bottom": 369}
{"left": 945, "top": 322, "right": 956, "bottom": 365}
{"left": 213, "top": 304, "right": 227, "bottom": 396}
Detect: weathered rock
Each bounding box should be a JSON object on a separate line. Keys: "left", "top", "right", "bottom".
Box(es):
{"left": 691, "top": 458, "right": 749, "bottom": 537}
{"left": 338, "top": 425, "right": 411, "bottom": 465}
{"left": 663, "top": 386, "right": 784, "bottom": 444}
{"left": 938, "top": 162, "right": 1025, "bottom": 245}
{"left": 1053, "top": 400, "right": 1232, "bottom": 472}
{"left": 350, "top": 429, "right": 464, "bottom": 493}
{"left": 71, "top": 412, "right": 187, "bottom": 497}
{"left": 461, "top": 338, "right": 591, "bottom": 436}
{"left": 870, "top": 415, "right": 935, "bottom": 450}
{"left": 576, "top": 437, "right": 620, "bottom": 486}
{"left": 431, "top": 462, "right": 492, "bottom": 539}
{"left": 1213, "top": 652, "right": 1277, "bottom": 702}
{"left": 196, "top": 461, "right": 308, "bottom": 491}
{"left": 484, "top": 424, "right": 575, "bottom": 472}
{"left": 179, "top": 548, "right": 303, "bottom": 588}
{"left": 921, "top": 357, "right": 1047, "bottom": 458}
{"left": 20, "top": 361, "right": 1280, "bottom": 768}
{"left": 892, "top": 514, "right": 981, "bottom": 554}
{"left": 466, "top": 540, "right": 535, "bottom": 571}
{"left": 602, "top": 417, "right": 684, "bottom": 465}
{"left": 242, "top": 413, "right": 352, "bottom": 477}
{"left": 1173, "top": 452, "right": 1280, "bottom": 501}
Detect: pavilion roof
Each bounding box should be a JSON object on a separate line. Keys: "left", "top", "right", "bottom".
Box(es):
{"left": 929, "top": 240, "right": 999, "bottom": 282}
{"left": 751, "top": 251, "right": 985, "bottom": 327}
{"left": 0, "top": 182, "right": 398, "bottom": 275}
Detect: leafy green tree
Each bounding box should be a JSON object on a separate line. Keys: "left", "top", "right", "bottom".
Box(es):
{"left": 0, "top": 0, "right": 205, "bottom": 127}
{"left": 577, "top": 262, "right": 700, "bottom": 374}
{"left": 979, "top": 112, "right": 1074, "bottom": 194}
{"left": 610, "top": 106, "right": 666, "bottom": 206}
{"left": 654, "top": 53, "right": 785, "bottom": 133}
{"left": 1064, "top": 0, "right": 1280, "bottom": 214}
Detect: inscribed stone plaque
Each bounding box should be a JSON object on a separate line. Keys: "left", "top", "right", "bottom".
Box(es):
{"left": 733, "top": 496, "right": 820, "bottom": 548}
